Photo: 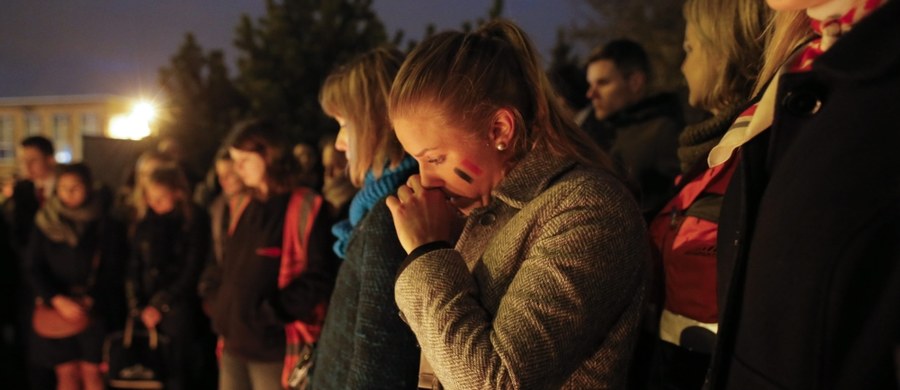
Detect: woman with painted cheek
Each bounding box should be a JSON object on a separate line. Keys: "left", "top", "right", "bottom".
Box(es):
{"left": 126, "top": 164, "right": 210, "bottom": 390}
{"left": 310, "top": 47, "right": 421, "bottom": 390}
{"left": 706, "top": 0, "right": 900, "bottom": 388}
{"left": 645, "top": 0, "right": 772, "bottom": 388}
{"left": 385, "top": 20, "right": 650, "bottom": 389}
{"left": 27, "top": 163, "right": 125, "bottom": 390}
{"left": 209, "top": 120, "right": 337, "bottom": 390}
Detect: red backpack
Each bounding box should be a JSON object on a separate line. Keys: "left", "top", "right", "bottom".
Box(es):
{"left": 649, "top": 158, "right": 737, "bottom": 323}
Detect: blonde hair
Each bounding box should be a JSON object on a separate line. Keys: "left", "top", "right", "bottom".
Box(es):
{"left": 320, "top": 48, "right": 407, "bottom": 187}
{"left": 753, "top": 10, "right": 813, "bottom": 96}
{"left": 684, "top": 0, "right": 773, "bottom": 111}
{"left": 136, "top": 164, "right": 193, "bottom": 224}
{"left": 131, "top": 150, "right": 174, "bottom": 222}
{"left": 389, "top": 19, "right": 612, "bottom": 171}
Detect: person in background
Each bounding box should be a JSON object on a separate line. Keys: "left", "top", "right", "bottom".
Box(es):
{"left": 126, "top": 164, "right": 210, "bottom": 390}
{"left": 199, "top": 152, "right": 248, "bottom": 308}
{"left": 2, "top": 135, "right": 58, "bottom": 390}
{"left": 318, "top": 133, "right": 356, "bottom": 221}
{"left": 292, "top": 142, "right": 322, "bottom": 190}
{"left": 708, "top": 0, "right": 900, "bottom": 388}
{"left": 646, "top": 0, "right": 772, "bottom": 388}
{"left": 386, "top": 20, "right": 649, "bottom": 389}
{"left": 311, "top": 47, "right": 420, "bottom": 389}
{"left": 578, "top": 39, "right": 682, "bottom": 220}
{"left": 26, "top": 163, "right": 125, "bottom": 390}
{"left": 208, "top": 119, "right": 338, "bottom": 389}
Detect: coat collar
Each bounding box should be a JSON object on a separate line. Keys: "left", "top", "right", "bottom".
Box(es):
{"left": 814, "top": 0, "right": 900, "bottom": 81}
{"left": 486, "top": 147, "right": 577, "bottom": 212}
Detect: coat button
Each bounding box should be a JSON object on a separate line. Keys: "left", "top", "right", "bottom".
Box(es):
{"left": 782, "top": 89, "right": 822, "bottom": 116}
{"left": 480, "top": 212, "right": 496, "bottom": 226}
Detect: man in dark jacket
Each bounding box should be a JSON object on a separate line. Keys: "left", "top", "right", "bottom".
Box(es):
{"left": 578, "top": 39, "right": 681, "bottom": 220}
{"left": 1, "top": 135, "right": 57, "bottom": 389}
{"left": 710, "top": 1, "right": 900, "bottom": 388}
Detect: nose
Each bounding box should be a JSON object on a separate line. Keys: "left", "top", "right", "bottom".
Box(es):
{"left": 418, "top": 168, "right": 444, "bottom": 189}
{"left": 334, "top": 127, "right": 348, "bottom": 152}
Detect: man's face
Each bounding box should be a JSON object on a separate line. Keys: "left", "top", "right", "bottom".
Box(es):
{"left": 585, "top": 60, "right": 644, "bottom": 120}
{"left": 18, "top": 146, "right": 54, "bottom": 181}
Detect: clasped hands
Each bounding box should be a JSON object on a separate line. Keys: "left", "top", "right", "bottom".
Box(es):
{"left": 386, "top": 174, "right": 463, "bottom": 254}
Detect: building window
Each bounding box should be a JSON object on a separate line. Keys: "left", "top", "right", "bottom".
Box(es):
{"left": 26, "top": 113, "right": 42, "bottom": 136}
{"left": 81, "top": 113, "right": 99, "bottom": 136}
{"left": 53, "top": 114, "right": 72, "bottom": 163}
{"left": 0, "top": 116, "right": 13, "bottom": 163}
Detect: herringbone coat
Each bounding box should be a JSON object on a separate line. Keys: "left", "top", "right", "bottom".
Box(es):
{"left": 395, "top": 149, "right": 649, "bottom": 389}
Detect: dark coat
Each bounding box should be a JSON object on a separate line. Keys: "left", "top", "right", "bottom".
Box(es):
{"left": 127, "top": 204, "right": 210, "bottom": 313}
{"left": 311, "top": 200, "right": 419, "bottom": 390}
{"left": 710, "top": 2, "right": 900, "bottom": 389}
{"left": 209, "top": 192, "right": 337, "bottom": 362}
{"left": 579, "top": 93, "right": 682, "bottom": 220}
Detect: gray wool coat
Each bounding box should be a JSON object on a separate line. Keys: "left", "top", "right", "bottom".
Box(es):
{"left": 395, "top": 148, "right": 649, "bottom": 389}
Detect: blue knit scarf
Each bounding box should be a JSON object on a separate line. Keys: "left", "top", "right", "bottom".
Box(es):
{"left": 331, "top": 156, "right": 418, "bottom": 259}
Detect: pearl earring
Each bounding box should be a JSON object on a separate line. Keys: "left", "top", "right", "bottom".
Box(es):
{"left": 496, "top": 142, "right": 507, "bottom": 151}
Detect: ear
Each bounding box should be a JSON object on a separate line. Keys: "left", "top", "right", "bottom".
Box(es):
{"left": 488, "top": 108, "right": 516, "bottom": 148}
{"left": 626, "top": 71, "right": 647, "bottom": 96}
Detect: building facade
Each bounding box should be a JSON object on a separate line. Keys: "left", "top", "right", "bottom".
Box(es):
{"left": 0, "top": 95, "right": 133, "bottom": 177}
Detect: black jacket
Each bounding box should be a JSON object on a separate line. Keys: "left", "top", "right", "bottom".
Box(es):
{"left": 127, "top": 205, "right": 210, "bottom": 313}
{"left": 710, "top": 2, "right": 900, "bottom": 389}
{"left": 27, "top": 215, "right": 127, "bottom": 324}
{"left": 208, "top": 192, "right": 337, "bottom": 361}
{"left": 580, "top": 93, "right": 682, "bottom": 219}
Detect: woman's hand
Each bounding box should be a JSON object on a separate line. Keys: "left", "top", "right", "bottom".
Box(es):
{"left": 50, "top": 295, "right": 87, "bottom": 322}
{"left": 141, "top": 306, "right": 162, "bottom": 328}
{"left": 386, "top": 174, "right": 462, "bottom": 254}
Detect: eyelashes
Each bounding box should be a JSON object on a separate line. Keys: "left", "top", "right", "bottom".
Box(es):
{"left": 426, "top": 156, "right": 446, "bottom": 165}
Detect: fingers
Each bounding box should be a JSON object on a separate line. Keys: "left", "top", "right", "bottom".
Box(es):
{"left": 385, "top": 195, "right": 401, "bottom": 214}
{"left": 406, "top": 174, "right": 423, "bottom": 192}
{"left": 395, "top": 185, "right": 414, "bottom": 203}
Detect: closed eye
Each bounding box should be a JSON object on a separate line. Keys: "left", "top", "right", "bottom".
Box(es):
{"left": 425, "top": 155, "right": 446, "bottom": 165}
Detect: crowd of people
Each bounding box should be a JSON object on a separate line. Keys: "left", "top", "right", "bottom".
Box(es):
{"left": 1, "top": 0, "right": 898, "bottom": 389}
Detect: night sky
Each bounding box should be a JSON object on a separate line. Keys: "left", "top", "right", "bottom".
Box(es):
{"left": 0, "top": 0, "right": 589, "bottom": 99}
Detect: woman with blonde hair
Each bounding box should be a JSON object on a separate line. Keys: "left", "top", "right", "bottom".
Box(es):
{"left": 126, "top": 164, "right": 210, "bottom": 389}
{"left": 707, "top": 0, "right": 900, "bottom": 388}
{"left": 311, "top": 47, "right": 420, "bottom": 389}
{"left": 385, "top": 20, "right": 649, "bottom": 389}
{"left": 646, "top": 0, "right": 772, "bottom": 388}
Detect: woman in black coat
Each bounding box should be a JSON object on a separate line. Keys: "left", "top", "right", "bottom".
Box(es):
{"left": 708, "top": 1, "right": 900, "bottom": 388}
{"left": 27, "top": 163, "right": 125, "bottom": 390}
{"left": 127, "top": 164, "right": 210, "bottom": 390}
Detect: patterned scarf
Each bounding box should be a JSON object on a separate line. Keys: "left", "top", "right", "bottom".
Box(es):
{"left": 35, "top": 195, "right": 103, "bottom": 247}
{"left": 331, "top": 155, "right": 418, "bottom": 258}
{"left": 708, "top": 0, "right": 887, "bottom": 167}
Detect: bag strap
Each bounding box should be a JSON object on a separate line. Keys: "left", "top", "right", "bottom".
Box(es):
{"left": 123, "top": 314, "right": 160, "bottom": 350}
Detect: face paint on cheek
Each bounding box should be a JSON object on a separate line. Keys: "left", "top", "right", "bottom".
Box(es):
{"left": 460, "top": 159, "right": 483, "bottom": 176}
{"left": 453, "top": 167, "right": 474, "bottom": 184}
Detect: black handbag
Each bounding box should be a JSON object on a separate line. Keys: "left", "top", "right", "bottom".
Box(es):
{"left": 103, "top": 315, "right": 169, "bottom": 389}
